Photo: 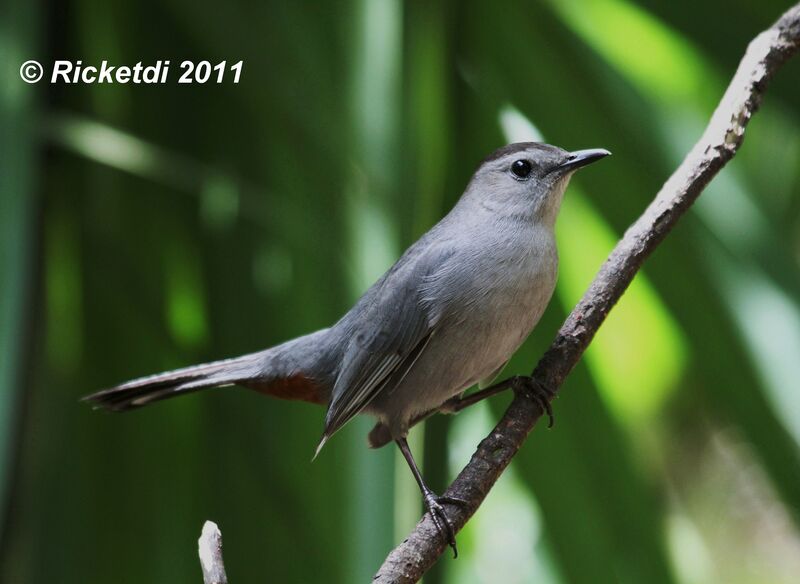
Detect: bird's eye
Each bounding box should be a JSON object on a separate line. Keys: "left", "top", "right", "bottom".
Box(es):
{"left": 511, "top": 159, "right": 532, "bottom": 179}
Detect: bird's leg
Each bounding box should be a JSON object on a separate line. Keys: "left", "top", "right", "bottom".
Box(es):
{"left": 367, "top": 377, "right": 555, "bottom": 450}
{"left": 395, "top": 437, "right": 466, "bottom": 558}
{"left": 440, "top": 375, "right": 555, "bottom": 428}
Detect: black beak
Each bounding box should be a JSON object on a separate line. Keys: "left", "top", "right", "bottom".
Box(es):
{"left": 558, "top": 148, "right": 611, "bottom": 172}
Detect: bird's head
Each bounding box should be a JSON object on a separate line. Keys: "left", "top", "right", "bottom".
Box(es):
{"left": 461, "top": 142, "right": 610, "bottom": 227}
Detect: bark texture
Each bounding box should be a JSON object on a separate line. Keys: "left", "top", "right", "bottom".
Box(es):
{"left": 199, "top": 521, "right": 228, "bottom": 584}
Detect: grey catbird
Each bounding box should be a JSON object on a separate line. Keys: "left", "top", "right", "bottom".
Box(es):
{"left": 85, "top": 142, "right": 610, "bottom": 554}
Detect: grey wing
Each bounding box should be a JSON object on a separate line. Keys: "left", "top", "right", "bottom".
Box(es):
{"left": 321, "top": 245, "right": 451, "bottom": 442}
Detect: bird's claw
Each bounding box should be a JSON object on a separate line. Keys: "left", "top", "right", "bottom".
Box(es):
{"left": 436, "top": 494, "right": 469, "bottom": 507}
{"left": 511, "top": 375, "right": 555, "bottom": 427}
{"left": 423, "top": 491, "right": 464, "bottom": 558}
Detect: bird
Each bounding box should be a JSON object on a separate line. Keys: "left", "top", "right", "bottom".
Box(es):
{"left": 84, "top": 142, "right": 610, "bottom": 556}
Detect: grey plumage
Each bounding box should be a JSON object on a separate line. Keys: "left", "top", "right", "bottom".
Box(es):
{"left": 317, "top": 142, "right": 606, "bottom": 448}
{"left": 84, "top": 141, "right": 610, "bottom": 553}
{"left": 85, "top": 142, "right": 610, "bottom": 452}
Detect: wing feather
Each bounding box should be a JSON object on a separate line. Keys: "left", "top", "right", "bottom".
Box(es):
{"left": 321, "top": 244, "right": 453, "bottom": 440}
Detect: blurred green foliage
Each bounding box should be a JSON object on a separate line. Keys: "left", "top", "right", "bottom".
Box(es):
{"left": 2, "top": 0, "right": 800, "bottom": 582}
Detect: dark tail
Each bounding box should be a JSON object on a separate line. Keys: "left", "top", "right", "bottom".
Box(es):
{"left": 83, "top": 329, "right": 334, "bottom": 412}
{"left": 83, "top": 353, "right": 264, "bottom": 411}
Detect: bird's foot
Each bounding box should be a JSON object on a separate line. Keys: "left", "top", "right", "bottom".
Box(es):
{"left": 510, "top": 375, "right": 555, "bottom": 427}
{"left": 422, "top": 490, "right": 467, "bottom": 558}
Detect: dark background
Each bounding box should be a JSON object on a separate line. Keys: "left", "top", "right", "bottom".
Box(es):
{"left": 2, "top": 0, "right": 800, "bottom": 582}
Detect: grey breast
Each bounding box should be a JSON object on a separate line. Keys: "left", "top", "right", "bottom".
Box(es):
{"left": 367, "top": 221, "right": 558, "bottom": 434}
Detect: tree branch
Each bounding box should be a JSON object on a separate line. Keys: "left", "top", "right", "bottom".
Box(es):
{"left": 374, "top": 4, "right": 800, "bottom": 582}
{"left": 198, "top": 521, "right": 228, "bottom": 584}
